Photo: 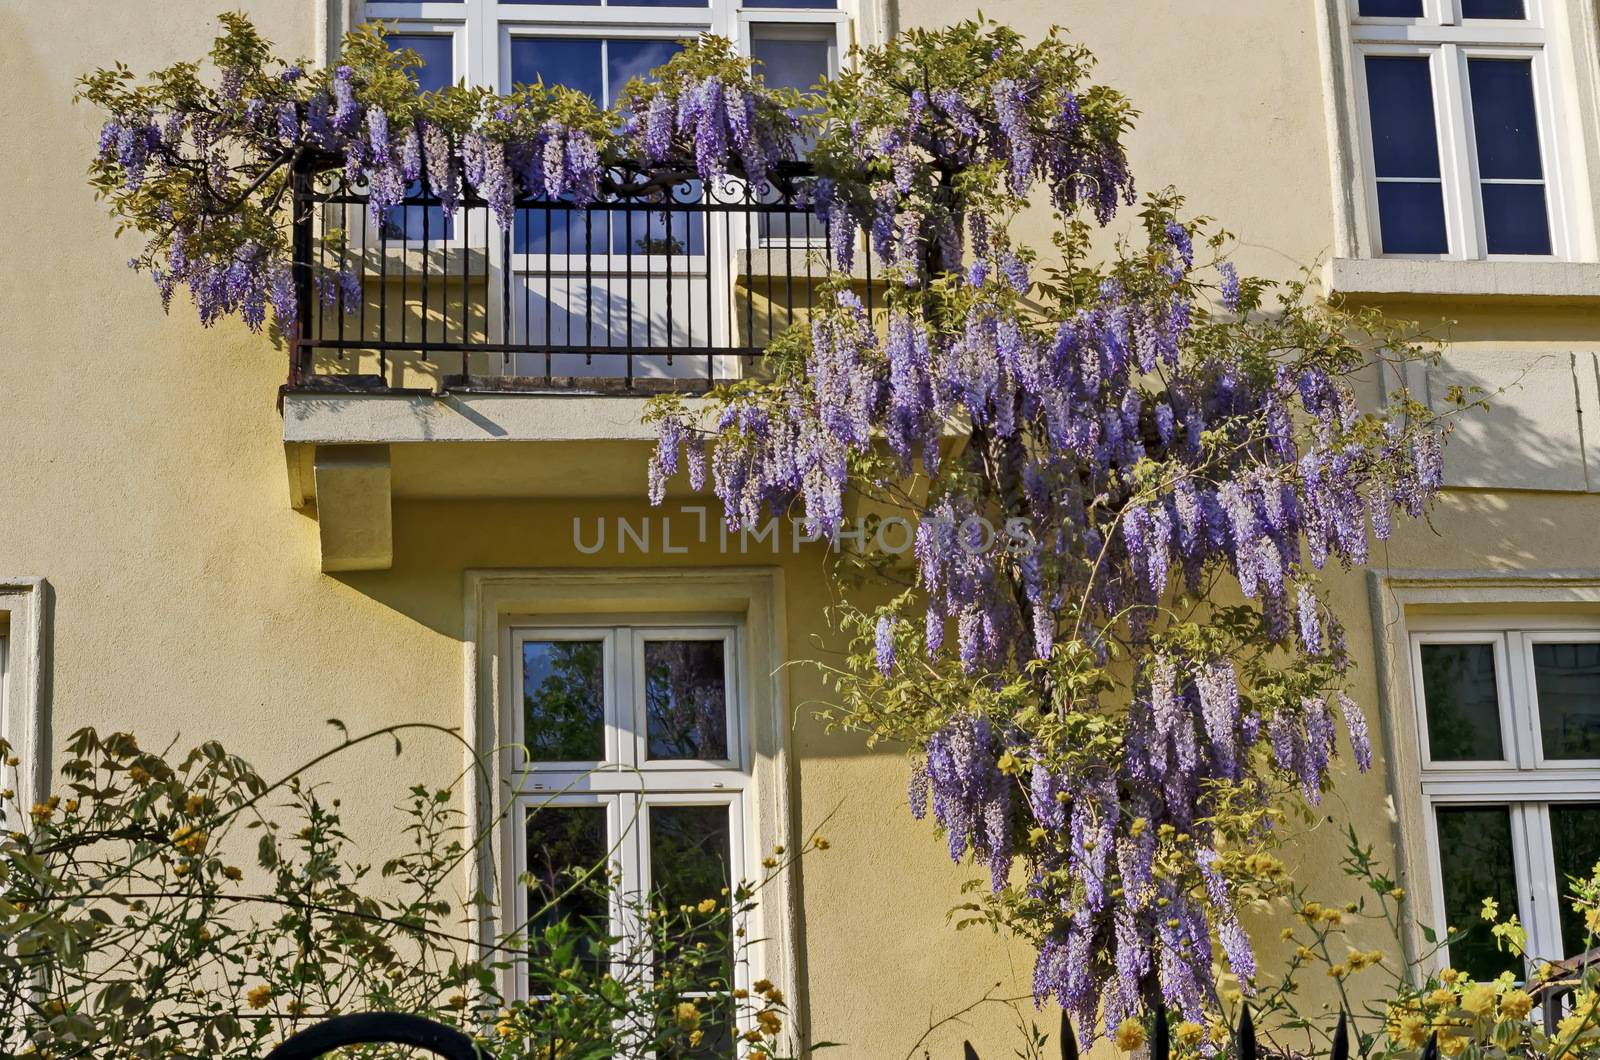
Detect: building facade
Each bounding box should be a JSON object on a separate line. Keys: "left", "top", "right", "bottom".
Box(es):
{"left": 3, "top": 0, "right": 1600, "bottom": 1054}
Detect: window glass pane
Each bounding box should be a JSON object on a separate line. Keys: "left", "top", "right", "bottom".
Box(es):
{"left": 608, "top": 39, "right": 684, "bottom": 100}
{"left": 650, "top": 804, "right": 731, "bottom": 907}
{"left": 649, "top": 804, "right": 734, "bottom": 983}
{"left": 1358, "top": 0, "right": 1423, "bottom": 13}
{"left": 1534, "top": 643, "right": 1600, "bottom": 759}
{"left": 510, "top": 37, "right": 604, "bottom": 99}
{"left": 1436, "top": 806, "right": 1522, "bottom": 980}
{"left": 1375, "top": 182, "right": 1448, "bottom": 253}
{"left": 1468, "top": 59, "right": 1543, "bottom": 180}
{"left": 1551, "top": 804, "right": 1600, "bottom": 957}
{"left": 523, "top": 640, "right": 605, "bottom": 760}
{"left": 645, "top": 640, "right": 729, "bottom": 760}
{"left": 1462, "top": 0, "right": 1526, "bottom": 17}
{"left": 751, "top": 33, "right": 830, "bottom": 94}
{"left": 1365, "top": 56, "right": 1442, "bottom": 179}
{"left": 1481, "top": 184, "right": 1552, "bottom": 254}
{"left": 524, "top": 804, "right": 611, "bottom": 969}
{"left": 386, "top": 33, "right": 456, "bottom": 94}
{"left": 1419, "top": 643, "right": 1505, "bottom": 760}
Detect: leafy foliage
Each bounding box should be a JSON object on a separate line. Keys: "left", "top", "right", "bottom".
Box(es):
{"left": 0, "top": 727, "right": 810, "bottom": 1058}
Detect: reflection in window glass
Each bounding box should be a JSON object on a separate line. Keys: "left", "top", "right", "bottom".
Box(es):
{"left": 1365, "top": 56, "right": 1448, "bottom": 254}
{"left": 1468, "top": 59, "right": 1550, "bottom": 255}
{"left": 1420, "top": 643, "right": 1504, "bottom": 760}
{"left": 1462, "top": 0, "right": 1526, "bottom": 18}
{"left": 1534, "top": 643, "right": 1600, "bottom": 759}
{"left": 1358, "top": 0, "right": 1423, "bottom": 13}
{"left": 1436, "top": 806, "right": 1522, "bottom": 980}
{"left": 523, "top": 640, "right": 606, "bottom": 760}
{"left": 645, "top": 641, "right": 729, "bottom": 760}
{"left": 524, "top": 805, "right": 611, "bottom": 970}
{"left": 650, "top": 804, "right": 731, "bottom": 909}
{"left": 1551, "top": 804, "right": 1600, "bottom": 956}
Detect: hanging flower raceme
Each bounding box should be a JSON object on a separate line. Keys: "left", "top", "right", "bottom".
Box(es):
{"left": 81, "top": 19, "right": 800, "bottom": 339}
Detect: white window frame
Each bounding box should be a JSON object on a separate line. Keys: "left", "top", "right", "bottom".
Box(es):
{"left": 0, "top": 580, "right": 48, "bottom": 817}
{"left": 466, "top": 568, "right": 797, "bottom": 1042}
{"left": 1408, "top": 613, "right": 1600, "bottom": 973}
{"left": 1348, "top": 0, "right": 1576, "bottom": 260}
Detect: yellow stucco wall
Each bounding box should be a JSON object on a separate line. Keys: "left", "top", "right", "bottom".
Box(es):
{"left": 4, "top": 1, "right": 1600, "bottom": 1056}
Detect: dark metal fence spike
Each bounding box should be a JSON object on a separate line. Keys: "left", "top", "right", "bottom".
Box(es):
{"left": 1421, "top": 1031, "right": 1440, "bottom": 1060}
{"left": 1154, "top": 1005, "right": 1170, "bottom": 1060}
{"left": 1236, "top": 1002, "right": 1257, "bottom": 1060}
{"left": 963, "top": 1041, "right": 981, "bottom": 1060}
{"left": 1060, "top": 1010, "right": 1078, "bottom": 1060}
{"left": 1331, "top": 1009, "right": 1350, "bottom": 1060}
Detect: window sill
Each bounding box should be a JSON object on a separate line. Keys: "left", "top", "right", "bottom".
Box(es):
{"left": 1325, "top": 257, "right": 1600, "bottom": 303}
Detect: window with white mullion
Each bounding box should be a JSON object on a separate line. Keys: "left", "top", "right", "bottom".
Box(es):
{"left": 510, "top": 619, "right": 754, "bottom": 1044}
{"left": 1349, "top": 0, "right": 1562, "bottom": 259}
{"left": 1410, "top": 620, "right": 1600, "bottom": 977}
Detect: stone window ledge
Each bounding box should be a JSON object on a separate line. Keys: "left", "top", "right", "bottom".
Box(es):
{"left": 1325, "top": 257, "right": 1600, "bottom": 302}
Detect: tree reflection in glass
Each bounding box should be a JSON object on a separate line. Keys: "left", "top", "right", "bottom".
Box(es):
{"left": 644, "top": 641, "right": 728, "bottom": 761}
{"left": 524, "top": 640, "right": 605, "bottom": 761}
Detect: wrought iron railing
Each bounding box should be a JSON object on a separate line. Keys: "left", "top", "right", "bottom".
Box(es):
{"left": 287, "top": 158, "right": 863, "bottom": 394}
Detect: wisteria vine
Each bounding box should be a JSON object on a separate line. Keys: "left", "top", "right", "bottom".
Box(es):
{"left": 644, "top": 20, "right": 1456, "bottom": 1045}
{"left": 78, "top": 15, "right": 803, "bottom": 339}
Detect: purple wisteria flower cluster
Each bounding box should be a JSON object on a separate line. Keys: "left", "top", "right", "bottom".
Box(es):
{"left": 645, "top": 19, "right": 1449, "bottom": 1043}
{"left": 82, "top": 18, "right": 799, "bottom": 340}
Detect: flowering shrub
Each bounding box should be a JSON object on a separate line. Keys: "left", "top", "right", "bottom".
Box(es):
{"left": 0, "top": 726, "right": 812, "bottom": 1058}
{"left": 643, "top": 19, "right": 1471, "bottom": 1047}
{"left": 77, "top": 15, "right": 802, "bottom": 336}
{"left": 1252, "top": 830, "right": 1600, "bottom": 1060}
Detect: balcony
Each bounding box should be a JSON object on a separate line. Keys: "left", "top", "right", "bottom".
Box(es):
{"left": 285, "top": 159, "right": 864, "bottom": 394}
{"left": 281, "top": 159, "right": 864, "bottom": 571}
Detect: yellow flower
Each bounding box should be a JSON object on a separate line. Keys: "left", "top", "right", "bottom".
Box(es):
{"left": 688, "top": 1030, "right": 704, "bottom": 1047}
{"left": 1207, "top": 1022, "right": 1229, "bottom": 1046}
{"left": 1390, "top": 887, "right": 1406, "bottom": 900}
{"left": 766, "top": 987, "right": 786, "bottom": 1005}
{"left": 1175, "top": 1021, "right": 1204, "bottom": 1047}
{"left": 1460, "top": 984, "right": 1496, "bottom": 1018}
{"left": 1427, "top": 988, "right": 1457, "bottom": 1009}
{"left": 697, "top": 898, "right": 718, "bottom": 915}
{"left": 128, "top": 765, "right": 151, "bottom": 785}
{"left": 1280, "top": 928, "right": 1296, "bottom": 941}
{"left": 761, "top": 857, "right": 778, "bottom": 869}
{"left": 246, "top": 984, "right": 274, "bottom": 1009}
{"left": 1296, "top": 946, "right": 1316, "bottom": 961}
{"left": 732, "top": 988, "right": 749, "bottom": 999}
{"left": 1480, "top": 897, "right": 1499, "bottom": 922}
{"left": 1129, "top": 817, "right": 1148, "bottom": 838}
{"left": 1500, "top": 988, "right": 1533, "bottom": 1020}
{"left": 1115, "top": 1019, "right": 1146, "bottom": 1052}
{"left": 1440, "top": 967, "right": 1461, "bottom": 985}
{"left": 757, "top": 1009, "right": 783, "bottom": 1035}
{"left": 1327, "top": 964, "right": 1349, "bottom": 979}
{"left": 675, "top": 1001, "right": 701, "bottom": 1030}
{"left": 184, "top": 793, "right": 206, "bottom": 815}
{"left": 1439, "top": 1031, "right": 1467, "bottom": 1056}
{"left": 1397, "top": 1014, "right": 1429, "bottom": 1048}
{"left": 752, "top": 979, "right": 775, "bottom": 994}
{"left": 813, "top": 836, "right": 830, "bottom": 850}
{"left": 495, "top": 1018, "right": 517, "bottom": 1039}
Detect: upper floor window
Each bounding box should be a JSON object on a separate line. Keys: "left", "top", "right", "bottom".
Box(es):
{"left": 360, "top": 0, "right": 844, "bottom": 120}
{"left": 1409, "top": 621, "right": 1600, "bottom": 981}
{"left": 1350, "top": 0, "right": 1569, "bottom": 258}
